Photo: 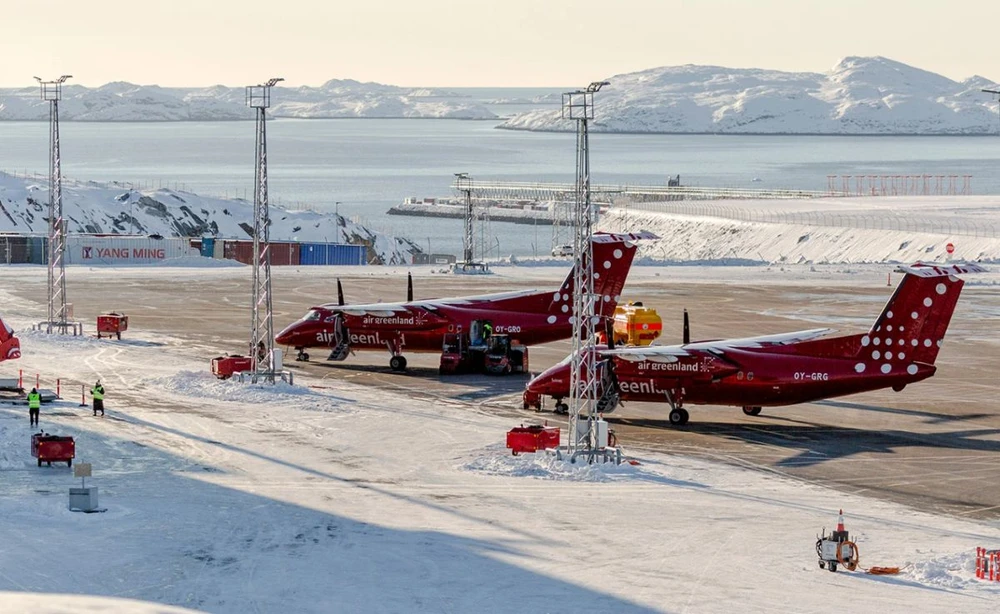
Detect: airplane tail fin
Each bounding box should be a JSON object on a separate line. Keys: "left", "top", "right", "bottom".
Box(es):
{"left": 548, "top": 231, "right": 656, "bottom": 318}
{"left": 864, "top": 263, "right": 984, "bottom": 365}
{"left": 0, "top": 315, "right": 21, "bottom": 362}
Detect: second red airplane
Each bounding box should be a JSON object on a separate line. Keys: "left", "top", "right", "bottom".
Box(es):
{"left": 524, "top": 262, "right": 984, "bottom": 424}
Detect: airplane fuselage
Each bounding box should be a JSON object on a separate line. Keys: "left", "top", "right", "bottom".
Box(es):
{"left": 611, "top": 347, "right": 936, "bottom": 407}
{"left": 284, "top": 305, "right": 573, "bottom": 353}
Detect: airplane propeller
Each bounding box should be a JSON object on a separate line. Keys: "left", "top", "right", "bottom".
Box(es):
{"left": 407, "top": 272, "right": 413, "bottom": 302}
{"left": 337, "top": 278, "right": 345, "bottom": 306}
{"left": 683, "top": 308, "right": 690, "bottom": 345}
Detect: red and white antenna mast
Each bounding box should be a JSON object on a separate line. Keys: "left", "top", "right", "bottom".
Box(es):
{"left": 246, "top": 77, "right": 283, "bottom": 383}
{"left": 35, "top": 75, "right": 81, "bottom": 336}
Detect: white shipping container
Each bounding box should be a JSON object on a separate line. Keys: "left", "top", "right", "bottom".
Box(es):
{"left": 65, "top": 237, "right": 199, "bottom": 265}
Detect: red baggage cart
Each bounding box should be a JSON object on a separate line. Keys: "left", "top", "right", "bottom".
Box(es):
{"left": 211, "top": 355, "right": 253, "bottom": 379}
{"left": 97, "top": 313, "right": 129, "bottom": 339}
{"left": 31, "top": 433, "right": 75, "bottom": 467}
{"left": 506, "top": 424, "right": 560, "bottom": 456}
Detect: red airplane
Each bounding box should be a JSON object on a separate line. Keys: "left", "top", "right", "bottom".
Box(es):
{"left": 0, "top": 315, "right": 20, "bottom": 363}
{"left": 275, "top": 232, "right": 654, "bottom": 371}
{"left": 523, "top": 263, "right": 983, "bottom": 424}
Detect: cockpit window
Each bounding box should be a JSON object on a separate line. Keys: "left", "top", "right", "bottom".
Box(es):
{"left": 303, "top": 310, "right": 322, "bottom": 322}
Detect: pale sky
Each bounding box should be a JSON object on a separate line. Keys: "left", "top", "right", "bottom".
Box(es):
{"left": 6, "top": 0, "right": 998, "bottom": 88}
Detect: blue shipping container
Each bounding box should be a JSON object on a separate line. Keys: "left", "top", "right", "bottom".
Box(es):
{"left": 200, "top": 237, "right": 215, "bottom": 258}
{"left": 298, "top": 243, "right": 366, "bottom": 266}
{"left": 29, "top": 236, "right": 47, "bottom": 265}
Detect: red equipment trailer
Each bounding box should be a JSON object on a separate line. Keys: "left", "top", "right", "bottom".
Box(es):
{"left": 211, "top": 355, "right": 253, "bottom": 379}
{"left": 31, "top": 433, "right": 75, "bottom": 467}
{"left": 505, "top": 424, "right": 560, "bottom": 455}
{"left": 97, "top": 313, "right": 129, "bottom": 339}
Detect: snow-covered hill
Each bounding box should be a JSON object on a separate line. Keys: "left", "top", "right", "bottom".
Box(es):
{"left": 500, "top": 56, "right": 1000, "bottom": 134}
{"left": 598, "top": 196, "right": 1000, "bottom": 264}
{"left": 0, "top": 80, "right": 496, "bottom": 121}
{"left": 0, "top": 172, "right": 418, "bottom": 264}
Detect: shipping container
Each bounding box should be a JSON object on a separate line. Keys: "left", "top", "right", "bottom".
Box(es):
{"left": 64, "top": 236, "right": 198, "bottom": 264}
{"left": 223, "top": 240, "right": 254, "bottom": 265}
{"left": 269, "top": 242, "right": 301, "bottom": 266}
{"left": 29, "top": 236, "right": 47, "bottom": 265}
{"left": 222, "top": 240, "right": 301, "bottom": 266}
{"left": 200, "top": 237, "right": 215, "bottom": 258}
{"left": 299, "top": 243, "right": 366, "bottom": 266}
{"left": 0, "top": 236, "right": 32, "bottom": 264}
{"left": 213, "top": 239, "right": 224, "bottom": 259}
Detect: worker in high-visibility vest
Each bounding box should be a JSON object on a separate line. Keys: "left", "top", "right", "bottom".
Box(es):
{"left": 27, "top": 387, "right": 40, "bottom": 427}
{"left": 91, "top": 381, "right": 105, "bottom": 417}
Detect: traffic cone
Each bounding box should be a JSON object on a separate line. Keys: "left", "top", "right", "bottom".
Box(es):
{"left": 833, "top": 509, "right": 849, "bottom": 541}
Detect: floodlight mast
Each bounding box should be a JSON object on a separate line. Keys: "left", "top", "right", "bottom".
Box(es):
{"left": 562, "top": 80, "right": 609, "bottom": 458}
{"left": 35, "top": 75, "right": 73, "bottom": 335}
{"left": 246, "top": 77, "right": 283, "bottom": 383}
{"left": 455, "top": 172, "right": 475, "bottom": 264}
{"left": 983, "top": 88, "right": 1000, "bottom": 134}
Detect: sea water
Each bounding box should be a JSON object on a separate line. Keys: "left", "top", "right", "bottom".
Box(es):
{"left": 1, "top": 115, "right": 999, "bottom": 257}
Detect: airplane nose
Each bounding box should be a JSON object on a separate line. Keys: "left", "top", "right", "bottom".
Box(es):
{"left": 275, "top": 323, "right": 296, "bottom": 345}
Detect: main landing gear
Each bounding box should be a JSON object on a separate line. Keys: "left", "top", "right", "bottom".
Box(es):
{"left": 742, "top": 406, "right": 762, "bottom": 416}
{"left": 389, "top": 355, "right": 408, "bottom": 372}
{"left": 665, "top": 390, "right": 689, "bottom": 426}
{"left": 295, "top": 348, "right": 310, "bottom": 362}
{"left": 553, "top": 401, "right": 569, "bottom": 415}
{"left": 668, "top": 407, "right": 689, "bottom": 426}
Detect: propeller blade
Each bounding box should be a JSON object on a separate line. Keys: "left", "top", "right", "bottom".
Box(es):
{"left": 407, "top": 272, "right": 413, "bottom": 302}
{"left": 605, "top": 318, "right": 615, "bottom": 350}
{"left": 683, "top": 309, "right": 690, "bottom": 345}
{"left": 337, "top": 279, "right": 345, "bottom": 306}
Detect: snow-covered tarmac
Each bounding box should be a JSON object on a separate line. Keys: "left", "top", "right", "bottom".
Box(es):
{"left": 1, "top": 263, "right": 1000, "bottom": 613}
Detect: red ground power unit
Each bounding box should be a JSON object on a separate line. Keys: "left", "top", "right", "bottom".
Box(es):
{"left": 97, "top": 313, "right": 129, "bottom": 339}
{"left": 211, "top": 355, "right": 253, "bottom": 379}
{"left": 31, "top": 433, "right": 75, "bottom": 467}
{"left": 506, "top": 425, "right": 560, "bottom": 456}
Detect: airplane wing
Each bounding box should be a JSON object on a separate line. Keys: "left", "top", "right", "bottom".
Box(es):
{"left": 602, "top": 328, "right": 834, "bottom": 361}
{"left": 323, "top": 290, "right": 544, "bottom": 316}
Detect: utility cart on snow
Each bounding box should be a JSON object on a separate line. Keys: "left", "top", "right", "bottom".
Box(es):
{"left": 31, "top": 432, "right": 75, "bottom": 467}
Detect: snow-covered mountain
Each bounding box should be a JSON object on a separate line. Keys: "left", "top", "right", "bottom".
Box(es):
{"left": 500, "top": 57, "right": 1000, "bottom": 134}
{"left": 0, "top": 172, "right": 419, "bottom": 264}
{"left": 0, "top": 80, "right": 496, "bottom": 121}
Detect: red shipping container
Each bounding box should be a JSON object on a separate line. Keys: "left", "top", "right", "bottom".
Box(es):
{"left": 506, "top": 425, "right": 560, "bottom": 455}
{"left": 224, "top": 240, "right": 300, "bottom": 266}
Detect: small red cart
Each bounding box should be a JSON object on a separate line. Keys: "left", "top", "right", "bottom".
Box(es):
{"left": 97, "top": 312, "right": 129, "bottom": 340}
{"left": 31, "top": 433, "right": 75, "bottom": 467}
{"left": 211, "top": 355, "right": 253, "bottom": 379}
{"left": 506, "top": 424, "right": 560, "bottom": 456}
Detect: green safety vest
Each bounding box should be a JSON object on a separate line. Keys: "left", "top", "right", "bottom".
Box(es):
{"left": 27, "top": 392, "right": 40, "bottom": 410}
{"left": 92, "top": 386, "right": 104, "bottom": 401}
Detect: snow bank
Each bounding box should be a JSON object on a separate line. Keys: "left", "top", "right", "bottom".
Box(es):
{"left": 600, "top": 202, "right": 1000, "bottom": 264}
{"left": 463, "top": 443, "right": 642, "bottom": 482}
{"left": 501, "top": 56, "right": 1000, "bottom": 134}
{"left": 148, "top": 370, "right": 351, "bottom": 414}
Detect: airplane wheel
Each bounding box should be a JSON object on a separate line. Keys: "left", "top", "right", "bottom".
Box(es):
{"left": 555, "top": 402, "right": 569, "bottom": 415}
{"left": 390, "top": 356, "right": 407, "bottom": 371}
{"left": 669, "top": 408, "right": 689, "bottom": 426}
{"left": 742, "top": 406, "right": 762, "bottom": 416}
